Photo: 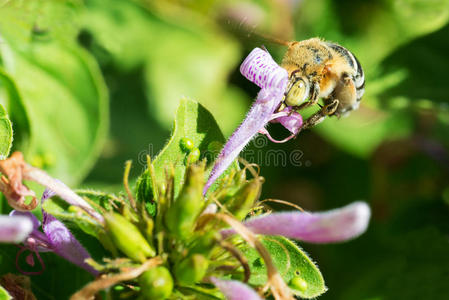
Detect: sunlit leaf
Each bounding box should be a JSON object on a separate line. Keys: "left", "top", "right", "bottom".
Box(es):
{"left": 0, "top": 36, "right": 108, "bottom": 184}
{"left": 0, "top": 104, "right": 13, "bottom": 159}
{"left": 150, "top": 98, "right": 227, "bottom": 198}
{"left": 241, "top": 235, "right": 327, "bottom": 299}
{"left": 0, "top": 285, "right": 11, "bottom": 300}
{"left": 81, "top": 0, "right": 247, "bottom": 135}
{"left": 0, "top": 69, "right": 31, "bottom": 153}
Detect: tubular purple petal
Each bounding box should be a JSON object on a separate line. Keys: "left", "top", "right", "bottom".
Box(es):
{"left": 210, "top": 277, "right": 263, "bottom": 300}
{"left": 41, "top": 188, "right": 99, "bottom": 275}
{"left": 240, "top": 48, "right": 288, "bottom": 90}
{"left": 9, "top": 210, "right": 40, "bottom": 230}
{"left": 0, "top": 215, "right": 33, "bottom": 243}
{"left": 222, "top": 201, "right": 371, "bottom": 243}
{"left": 204, "top": 49, "right": 289, "bottom": 193}
{"left": 42, "top": 213, "right": 98, "bottom": 275}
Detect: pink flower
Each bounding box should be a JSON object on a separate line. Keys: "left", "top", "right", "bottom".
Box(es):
{"left": 204, "top": 48, "right": 303, "bottom": 193}
{"left": 221, "top": 201, "right": 371, "bottom": 243}
{"left": 0, "top": 215, "right": 33, "bottom": 243}
{"left": 210, "top": 277, "right": 262, "bottom": 300}
{"left": 8, "top": 188, "right": 98, "bottom": 276}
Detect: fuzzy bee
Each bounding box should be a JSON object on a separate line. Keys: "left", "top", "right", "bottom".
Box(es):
{"left": 278, "top": 38, "right": 365, "bottom": 130}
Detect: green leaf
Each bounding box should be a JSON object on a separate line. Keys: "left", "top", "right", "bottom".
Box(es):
{"left": 0, "top": 37, "right": 109, "bottom": 185}
{"left": 241, "top": 235, "right": 327, "bottom": 299}
{"left": 0, "top": 285, "right": 11, "bottom": 300}
{"left": 42, "top": 197, "right": 103, "bottom": 239}
{"left": 75, "top": 189, "right": 122, "bottom": 211}
{"left": 151, "top": 98, "right": 227, "bottom": 198}
{"left": 81, "top": 0, "right": 247, "bottom": 135}
{"left": 0, "top": 69, "right": 31, "bottom": 153}
{"left": 0, "top": 104, "right": 13, "bottom": 159}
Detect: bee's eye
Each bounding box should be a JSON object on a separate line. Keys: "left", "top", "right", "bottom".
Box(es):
{"left": 285, "top": 78, "right": 309, "bottom": 106}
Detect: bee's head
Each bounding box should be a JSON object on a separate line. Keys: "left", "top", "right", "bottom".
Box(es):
{"left": 284, "top": 75, "right": 310, "bottom": 107}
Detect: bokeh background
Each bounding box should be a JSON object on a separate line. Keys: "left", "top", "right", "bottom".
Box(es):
{"left": 1, "top": 0, "right": 449, "bottom": 299}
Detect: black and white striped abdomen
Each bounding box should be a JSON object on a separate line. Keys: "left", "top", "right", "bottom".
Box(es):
{"left": 325, "top": 42, "right": 365, "bottom": 102}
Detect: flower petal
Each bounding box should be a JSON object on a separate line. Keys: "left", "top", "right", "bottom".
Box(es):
{"left": 240, "top": 48, "right": 288, "bottom": 90}
{"left": 210, "top": 277, "right": 263, "bottom": 300}
{"left": 204, "top": 48, "right": 288, "bottom": 193}
{"left": 0, "top": 215, "right": 33, "bottom": 243}
{"left": 9, "top": 210, "right": 40, "bottom": 230}
{"left": 41, "top": 188, "right": 98, "bottom": 275}
{"left": 271, "top": 107, "right": 303, "bottom": 135}
{"left": 42, "top": 216, "right": 98, "bottom": 275}
{"left": 222, "top": 201, "right": 371, "bottom": 243}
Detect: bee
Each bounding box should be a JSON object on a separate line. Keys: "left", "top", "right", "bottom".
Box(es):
{"left": 278, "top": 38, "right": 365, "bottom": 130}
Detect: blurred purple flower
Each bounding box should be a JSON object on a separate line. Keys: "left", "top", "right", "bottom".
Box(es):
{"left": 9, "top": 188, "right": 98, "bottom": 276}
{"left": 204, "top": 48, "right": 302, "bottom": 193}
{"left": 0, "top": 215, "right": 33, "bottom": 243}
{"left": 210, "top": 277, "right": 262, "bottom": 300}
{"left": 222, "top": 201, "right": 371, "bottom": 243}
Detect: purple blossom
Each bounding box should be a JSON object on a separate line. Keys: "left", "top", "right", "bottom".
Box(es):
{"left": 9, "top": 189, "right": 98, "bottom": 276}
{"left": 260, "top": 107, "right": 303, "bottom": 143}
{"left": 221, "top": 201, "right": 371, "bottom": 243}
{"left": 204, "top": 48, "right": 301, "bottom": 193}
{"left": 0, "top": 215, "right": 33, "bottom": 243}
{"left": 210, "top": 277, "right": 262, "bottom": 300}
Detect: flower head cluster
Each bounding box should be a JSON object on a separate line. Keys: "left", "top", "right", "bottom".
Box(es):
{"left": 0, "top": 48, "right": 371, "bottom": 300}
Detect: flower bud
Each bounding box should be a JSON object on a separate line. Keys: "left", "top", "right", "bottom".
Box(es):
{"left": 174, "top": 254, "right": 209, "bottom": 285}
{"left": 165, "top": 163, "right": 204, "bottom": 239}
{"left": 227, "top": 178, "right": 262, "bottom": 220}
{"left": 139, "top": 266, "right": 173, "bottom": 299}
{"left": 188, "top": 148, "right": 201, "bottom": 163}
{"left": 180, "top": 138, "right": 195, "bottom": 152}
{"left": 289, "top": 276, "right": 308, "bottom": 292}
{"left": 104, "top": 212, "right": 155, "bottom": 262}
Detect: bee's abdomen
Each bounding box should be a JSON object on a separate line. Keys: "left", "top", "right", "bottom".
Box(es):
{"left": 353, "top": 55, "right": 365, "bottom": 102}
{"left": 326, "top": 42, "right": 365, "bottom": 102}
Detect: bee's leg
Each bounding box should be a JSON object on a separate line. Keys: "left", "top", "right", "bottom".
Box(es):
{"left": 299, "top": 99, "right": 339, "bottom": 130}
{"left": 321, "top": 99, "right": 339, "bottom": 116}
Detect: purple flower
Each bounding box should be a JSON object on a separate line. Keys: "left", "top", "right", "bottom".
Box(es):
{"left": 204, "top": 48, "right": 302, "bottom": 193}
{"left": 0, "top": 215, "right": 33, "bottom": 243}
{"left": 210, "top": 277, "right": 262, "bottom": 300}
{"left": 9, "top": 189, "right": 98, "bottom": 276}
{"left": 221, "top": 201, "right": 371, "bottom": 243}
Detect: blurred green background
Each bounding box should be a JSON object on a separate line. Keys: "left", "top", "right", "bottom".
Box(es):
{"left": 1, "top": 0, "right": 449, "bottom": 299}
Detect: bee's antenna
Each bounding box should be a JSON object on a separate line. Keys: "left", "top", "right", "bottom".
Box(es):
{"left": 256, "top": 31, "right": 290, "bottom": 46}
{"left": 218, "top": 17, "right": 291, "bottom": 47}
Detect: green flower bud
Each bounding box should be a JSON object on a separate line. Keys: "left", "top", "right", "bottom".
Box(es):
{"left": 165, "top": 163, "right": 204, "bottom": 239}
{"left": 142, "top": 217, "right": 154, "bottom": 242}
{"left": 188, "top": 232, "right": 217, "bottom": 255}
{"left": 139, "top": 266, "right": 173, "bottom": 299}
{"left": 180, "top": 138, "right": 195, "bottom": 152}
{"left": 289, "top": 276, "right": 308, "bottom": 292}
{"left": 104, "top": 212, "right": 155, "bottom": 262}
{"left": 227, "top": 178, "right": 262, "bottom": 220}
{"left": 174, "top": 254, "right": 209, "bottom": 285}
{"left": 186, "top": 148, "right": 201, "bottom": 164}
